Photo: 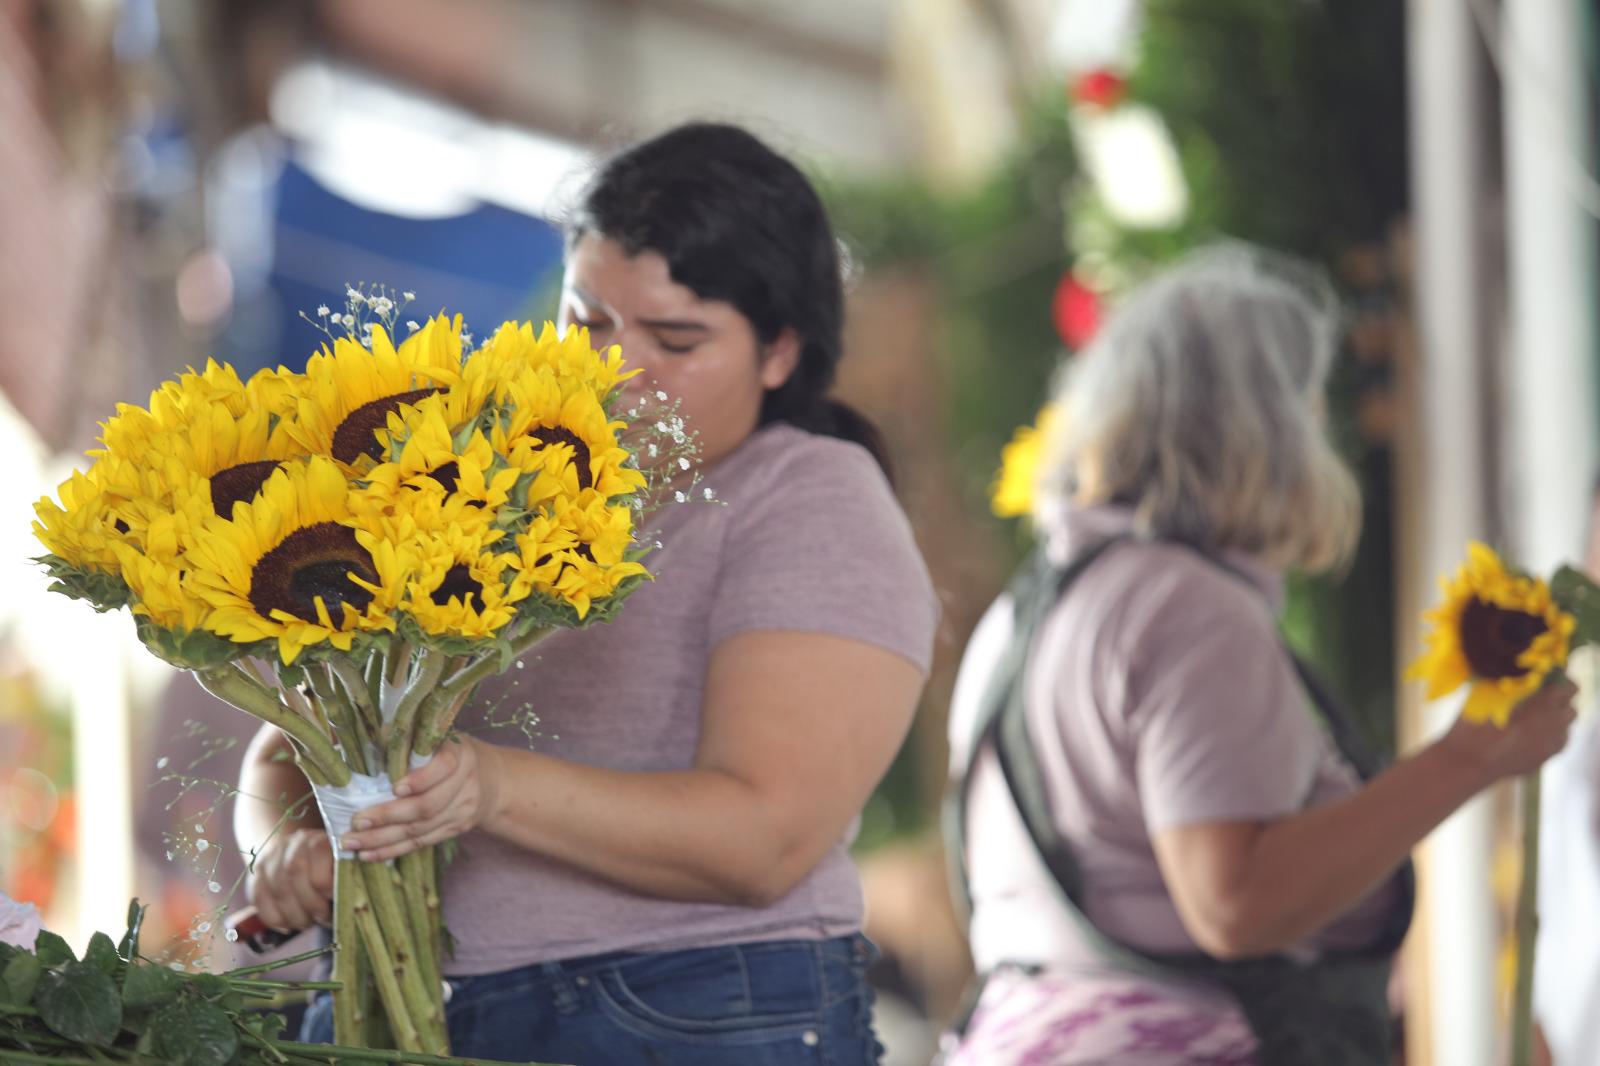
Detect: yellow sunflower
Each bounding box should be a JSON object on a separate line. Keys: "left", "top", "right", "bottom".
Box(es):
{"left": 32, "top": 470, "right": 129, "bottom": 575}
{"left": 113, "top": 540, "right": 211, "bottom": 633}
{"left": 991, "top": 403, "right": 1061, "bottom": 518}
{"left": 351, "top": 393, "right": 523, "bottom": 534}
{"left": 289, "top": 316, "right": 464, "bottom": 469}
{"left": 395, "top": 524, "right": 527, "bottom": 640}
{"left": 466, "top": 320, "right": 638, "bottom": 407}
{"left": 184, "top": 457, "right": 402, "bottom": 663}
{"left": 515, "top": 492, "right": 648, "bottom": 619}
{"left": 492, "top": 368, "right": 645, "bottom": 504}
{"left": 1407, "top": 542, "right": 1575, "bottom": 726}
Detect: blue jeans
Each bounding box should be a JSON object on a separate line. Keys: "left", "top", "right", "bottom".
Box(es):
{"left": 301, "top": 933, "right": 884, "bottom": 1064}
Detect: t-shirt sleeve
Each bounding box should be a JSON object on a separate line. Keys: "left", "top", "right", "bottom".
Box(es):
{"left": 707, "top": 438, "right": 939, "bottom": 674}
{"left": 1127, "top": 586, "right": 1323, "bottom": 832}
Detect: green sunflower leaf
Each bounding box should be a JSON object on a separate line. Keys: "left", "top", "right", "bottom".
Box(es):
{"left": 1, "top": 951, "right": 40, "bottom": 1006}
{"left": 83, "top": 932, "right": 120, "bottom": 979}
{"left": 121, "top": 960, "right": 183, "bottom": 1011}
{"left": 34, "top": 930, "right": 75, "bottom": 968}
{"left": 150, "top": 998, "right": 239, "bottom": 1066}
{"left": 1551, "top": 566, "right": 1600, "bottom": 648}
{"left": 35, "top": 961, "right": 122, "bottom": 1045}
{"left": 35, "top": 555, "right": 131, "bottom": 612}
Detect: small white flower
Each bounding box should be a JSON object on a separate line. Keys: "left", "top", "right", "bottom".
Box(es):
{"left": 403, "top": 290, "right": 416, "bottom": 301}
{"left": 195, "top": 838, "right": 209, "bottom": 853}
{"left": 373, "top": 297, "right": 393, "bottom": 315}
{"left": 703, "top": 488, "right": 715, "bottom": 500}
{"left": 197, "top": 921, "right": 212, "bottom": 934}
{"left": 647, "top": 444, "right": 658, "bottom": 458}
{"left": 677, "top": 457, "right": 691, "bottom": 471}
{"left": 407, "top": 320, "right": 421, "bottom": 332}
{"left": 674, "top": 491, "right": 687, "bottom": 503}
{"left": 207, "top": 881, "right": 221, "bottom": 893}
{"left": 169, "top": 962, "right": 185, "bottom": 972}
{"left": 654, "top": 421, "right": 668, "bottom": 434}
{"left": 654, "top": 540, "right": 663, "bottom": 550}
{"left": 341, "top": 314, "right": 356, "bottom": 329}
{"left": 346, "top": 286, "right": 363, "bottom": 302}
{"left": 155, "top": 757, "right": 169, "bottom": 770}
{"left": 462, "top": 332, "right": 473, "bottom": 348}
{"left": 316, "top": 305, "right": 330, "bottom": 318}
{"left": 224, "top": 928, "right": 239, "bottom": 943}
{"left": 165, "top": 850, "right": 173, "bottom": 862}
{"left": 515, "top": 660, "right": 525, "bottom": 669}
{"left": 194, "top": 823, "right": 204, "bottom": 834}
{"left": 655, "top": 390, "right": 668, "bottom": 401}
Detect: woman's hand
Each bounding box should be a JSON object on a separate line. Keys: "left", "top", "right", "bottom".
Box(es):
{"left": 247, "top": 827, "right": 334, "bottom": 933}
{"left": 1435, "top": 679, "right": 1578, "bottom": 787}
{"left": 339, "top": 738, "right": 505, "bottom": 862}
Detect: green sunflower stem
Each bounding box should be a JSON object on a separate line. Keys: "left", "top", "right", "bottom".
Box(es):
{"left": 348, "top": 862, "right": 426, "bottom": 1054}
{"left": 329, "top": 654, "right": 383, "bottom": 737}
{"left": 333, "top": 860, "right": 364, "bottom": 1046}
{"left": 309, "top": 663, "right": 372, "bottom": 776}
{"left": 197, "top": 665, "right": 348, "bottom": 786}
{"left": 387, "top": 649, "right": 446, "bottom": 781}
{"left": 398, "top": 845, "right": 443, "bottom": 1022}
{"left": 361, "top": 859, "right": 448, "bottom": 1053}
{"left": 413, "top": 627, "right": 552, "bottom": 756}
{"left": 1510, "top": 769, "right": 1542, "bottom": 1066}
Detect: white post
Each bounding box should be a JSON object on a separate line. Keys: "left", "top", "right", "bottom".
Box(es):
{"left": 1406, "top": 0, "right": 1496, "bottom": 1062}
{"left": 1499, "top": 0, "right": 1596, "bottom": 574}
{"left": 68, "top": 613, "right": 135, "bottom": 953}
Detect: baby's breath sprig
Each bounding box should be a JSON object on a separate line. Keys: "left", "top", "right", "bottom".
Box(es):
{"left": 298, "top": 283, "right": 418, "bottom": 348}
{"left": 622, "top": 389, "right": 722, "bottom": 521}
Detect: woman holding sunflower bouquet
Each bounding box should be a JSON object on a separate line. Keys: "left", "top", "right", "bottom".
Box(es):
{"left": 237, "top": 123, "right": 938, "bottom": 1063}
{"left": 942, "top": 246, "right": 1575, "bottom": 1066}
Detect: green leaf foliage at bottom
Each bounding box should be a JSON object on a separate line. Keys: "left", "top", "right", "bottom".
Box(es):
{"left": 150, "top": 998, "right": 240, "bottom": 1066}
{"left": 35, "top": 961, "right": 123, "bottom": 1045}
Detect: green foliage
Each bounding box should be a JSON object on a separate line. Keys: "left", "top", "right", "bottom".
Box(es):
{"left": 0, "top": 901, "right": 558, "bottom": 1064}
{"left": 135, "top": 618, "right": 259, "bottom": 671}
{"left": 1552, "top": 566, "right": 1600, "bottom": 647}
{"left": 34, "top": 554, "right": 131, "bottom": 612}
{"left": 35, "top": 961, "right": 123, "bottom": 1045}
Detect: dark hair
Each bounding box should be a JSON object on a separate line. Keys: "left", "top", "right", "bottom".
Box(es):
{"left": 568, "top": 122, "right": 891, "bottom": 477}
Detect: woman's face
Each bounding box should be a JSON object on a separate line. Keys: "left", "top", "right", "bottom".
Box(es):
{"left": 558, "top": 234, "right": 799, "bottom": 471}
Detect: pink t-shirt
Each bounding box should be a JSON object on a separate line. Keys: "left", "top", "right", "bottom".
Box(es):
{"left": 441, "top": 422, "right": 939, "bottom": 975}
{"left": 949, "top": 505, "right": 1401, "bottom": 994}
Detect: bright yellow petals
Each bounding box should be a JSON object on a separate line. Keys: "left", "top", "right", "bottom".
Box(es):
{"left": 399, "top": 525, "right": 527, "bottom": 640}
{"left": 991, "top": 404, "right": 1061, "bottom": 518}
{"left": 467, "top": 320, "right": 638, "bottom": 407}
{"left": 289, "top": 316, "right": 465, "bottom": 470}
{"left": 1408, "top": 541, "right": 1576, "bottom": 727}
{"left": 516, "top": 492, "right": 648, "bottom": 619}
{"left": 114, "top": 541, "right": 210, "bottom": 632}
{"left": 32, "top": 471, "right": 128, "bottom": 575}
{"left": 185, "top": 457, "right": 401, "bottom": 663}
{"left": 492, "top": 370, "right": 645, "bottom": 504}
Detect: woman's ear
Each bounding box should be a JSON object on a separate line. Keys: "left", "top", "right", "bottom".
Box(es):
{"left": 759, "top": 329, "right": 802, "bottom": 390}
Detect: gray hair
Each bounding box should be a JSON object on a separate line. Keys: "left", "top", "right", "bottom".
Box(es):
{"left": 1039, "top": 243, "right": 1360, "bottom": 572}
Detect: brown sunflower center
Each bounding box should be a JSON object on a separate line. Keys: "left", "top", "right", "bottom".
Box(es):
{"left": 248, "top": 523, "right": 377, "bottom": 625}
{"left": 331, "top": 388, "right": 440, "bottom": 464}
{"left": 534, "top": 543, "right": 594, "bottom": 569}
{"left": 529, "top": 427, "right": 593, "bottom": 492}
{"left": 430, "top": 562, "right": 482, "bottom": 607}
{"left": 427, "top": 461, "right": 460, "bottom": 494}
{"left": 1458, "top": 598, "right": 1547, "bottom": 679}
{"left": 210, "top": 460, "right": 282, "bottom": 518}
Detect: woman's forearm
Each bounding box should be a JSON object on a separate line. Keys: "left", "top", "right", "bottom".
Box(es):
{"left": 1199, "top": 741, "right": 1484, "bottom": 956}
{"left": 477, "top": 744, "right": 813, "bottom": 907}
{"left": 235, "top": 725, "right": 323, "bottom": 856}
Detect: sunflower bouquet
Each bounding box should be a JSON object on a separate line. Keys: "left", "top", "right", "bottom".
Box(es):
{"left": 1410, "top": 542, "right": 1600, "bottom": 1066}
{"left": 31, "top": 288, "right": 668, "bottom": 1055}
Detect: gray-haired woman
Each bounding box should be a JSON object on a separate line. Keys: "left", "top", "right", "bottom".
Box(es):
{"left": 943, "top": 246, "right": 1575, "bottom": 1065}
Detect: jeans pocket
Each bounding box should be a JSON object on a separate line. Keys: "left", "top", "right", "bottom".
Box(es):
{"left": 594, "top": 943, "right": 823, "bottom": 1043}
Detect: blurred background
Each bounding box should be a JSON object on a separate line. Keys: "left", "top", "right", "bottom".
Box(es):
{"left": 0, "top": 1, "right": 1595, "bottom": 1063}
